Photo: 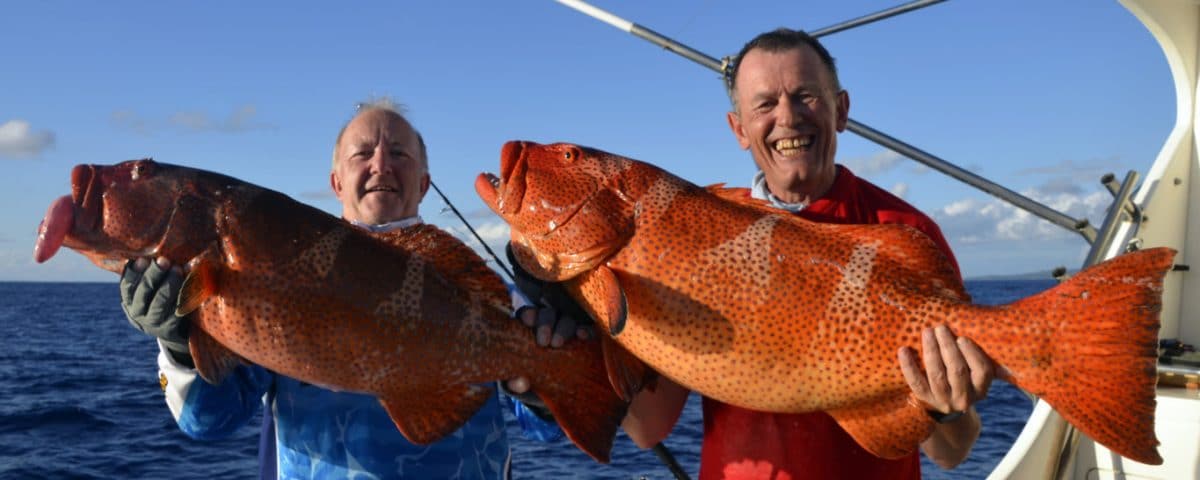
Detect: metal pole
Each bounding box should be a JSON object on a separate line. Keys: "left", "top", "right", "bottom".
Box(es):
{"left": 553, "top": 0, "right": 1098, "bottom": 244}
{"left": 810, "top": 0, "right": 949, "bottom": 38}
{"left": 846, "top": 119, "right": 1098, "bottom": 242}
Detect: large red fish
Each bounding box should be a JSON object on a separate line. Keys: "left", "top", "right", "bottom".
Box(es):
{"left": 35, "top": 159, "right": 628, "bottom": 462}
{"left": 475, "top": 140, "right": 1173, "bottom": 465}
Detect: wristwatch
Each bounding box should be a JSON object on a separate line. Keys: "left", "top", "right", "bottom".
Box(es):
{"left": 927, "top": 409, "right": 965, "bottom": 424}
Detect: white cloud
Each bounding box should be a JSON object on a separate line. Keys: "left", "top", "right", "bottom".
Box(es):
{"left": 889, "top": 182, "right": 909, "bottom": 199}
{"left": 0, "top": 120, "right": 55, "bottom": 158}
{"left": 933, "top": 186, "right": 1111, "bottom": 247}
{"left": 842, "top": 150, "right": 904, "bottom": 176}
{"left": 113, "top": 104, "right": 272, "bottom": 134}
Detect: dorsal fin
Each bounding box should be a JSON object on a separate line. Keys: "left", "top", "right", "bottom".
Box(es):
{"left": 374, "top": 224, "right": 510, "bottom": 312}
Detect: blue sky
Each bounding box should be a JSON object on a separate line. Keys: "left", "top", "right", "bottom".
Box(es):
{"left": 2, "top": 1, "right": 1174, "bottom": 281}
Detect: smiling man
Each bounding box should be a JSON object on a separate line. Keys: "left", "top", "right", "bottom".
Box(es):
{"left": 331, "top": 107, "right": 429, "bottom": 228}
{"left": 619, "top": 29, "right": 998, "bottom": 479}
{"left": 116, "top": 100, "right": 561, "bottom": 479}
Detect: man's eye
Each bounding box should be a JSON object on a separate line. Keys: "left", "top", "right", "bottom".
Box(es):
{"left": 390, "top": 149, "right": 407, "bottom": 158}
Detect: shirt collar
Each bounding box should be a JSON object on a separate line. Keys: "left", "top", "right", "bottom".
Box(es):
{"left": 348, "top": 215, "right": 424, "bottom": 233}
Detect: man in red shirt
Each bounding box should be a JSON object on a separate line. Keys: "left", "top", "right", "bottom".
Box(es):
{"left": 619, "top": 29, "right": 998, "bottom": 479}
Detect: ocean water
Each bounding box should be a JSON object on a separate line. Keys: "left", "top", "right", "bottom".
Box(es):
{"left": 0, "top": 279, "right": 1052, "bottom": 479}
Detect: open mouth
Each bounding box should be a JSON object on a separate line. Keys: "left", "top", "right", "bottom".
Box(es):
{"left": 773, "top": 135, "right": 814, "bottom": 156}
{"left": 35, "top": 164, "right": 102, "bottom": 263}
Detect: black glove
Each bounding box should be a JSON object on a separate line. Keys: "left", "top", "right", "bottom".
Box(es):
{"left": 120, "top": 258, "right": 194, "bottom": 368}
{"left": 506, "top": 243, "right": 593, "bottom": 347}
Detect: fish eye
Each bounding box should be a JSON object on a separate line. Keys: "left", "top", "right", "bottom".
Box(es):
{"left": 563, "top": 151, "right": 573, "bottom": 161}
{"left": 130, "top": 159, "right": 155, "bottom": 181}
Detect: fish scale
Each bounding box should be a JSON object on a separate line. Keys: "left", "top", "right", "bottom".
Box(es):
{"left": 35, "top": 158, "right": 630, "bottom": 463}
{"left": 476, "top": 140, "right": 1173, "bottom": 466}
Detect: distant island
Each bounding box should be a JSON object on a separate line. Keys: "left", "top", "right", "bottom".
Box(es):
{"left": 967, "top": 269, "right": 1076, "bottom": 282}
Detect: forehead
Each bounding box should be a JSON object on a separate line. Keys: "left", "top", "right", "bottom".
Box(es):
{"left": 734, "top": 46, "right": 834, "bottom": 96}
{"left": 340, "top": 111, "right": 416, "bottom": 146}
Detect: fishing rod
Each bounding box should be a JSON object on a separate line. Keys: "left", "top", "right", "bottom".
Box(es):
{"left": 430, "top": 179, "right": 693, "bottom": 479}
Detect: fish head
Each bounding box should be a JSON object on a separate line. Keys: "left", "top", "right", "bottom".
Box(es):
{"left": 35, "top": 159, "right": 232, "bottom": 273}
{"left": 476, "top": 141, "right": 637, "bottom": 281}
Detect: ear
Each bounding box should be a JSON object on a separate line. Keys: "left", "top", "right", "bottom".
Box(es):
{"left": 418, "top": 172, "right": 431, "bottom": 199}
{"left": 835, "top": 90, "right": 850, "bottom": 132}
{"left": 330, "top": 171, "right": 343, "bottom": 198}
{"left": 726, "top": 111, "right": 751, "bottom": 150}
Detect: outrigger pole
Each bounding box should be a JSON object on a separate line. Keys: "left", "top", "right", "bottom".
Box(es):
{"left": 554, "top": 0, "right": 1114, "bottom": 246}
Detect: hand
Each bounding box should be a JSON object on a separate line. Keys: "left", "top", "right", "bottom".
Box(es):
{"left": 121, "top": 256, "right": 193, "bottom": 366}
{"left": 898, "top": 325, "right": 1001, "bottom": 419}
{"left": 507, "top": 243, "right": 593, "bottom": 348}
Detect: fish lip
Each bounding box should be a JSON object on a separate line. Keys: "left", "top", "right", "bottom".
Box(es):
{"left": 495, "top": 141, "right": 527, "bottom": 216}
{"left": 69, "top": 164, "right": 102, "bottom": 236}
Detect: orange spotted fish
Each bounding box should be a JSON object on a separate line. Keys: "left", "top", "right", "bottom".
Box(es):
{"left": 475, "top": 140, "right": 1172, "bottom": 465}
{"left": 34, "top": 159, "right": 628, "bottom": 462}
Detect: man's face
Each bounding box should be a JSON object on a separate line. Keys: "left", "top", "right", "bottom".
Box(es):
{"left": 727, "top": 46, "right": 849, "bottom": 203}
{"left": 330, "top": 109, "right": 430, "bottom": 224}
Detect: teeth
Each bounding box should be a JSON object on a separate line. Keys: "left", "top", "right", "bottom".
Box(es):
{"left": 773, "top": 136, "right": 813, "bottom": 151}
{"left": 489, "top": 175, "right": 500, "bottom": 188}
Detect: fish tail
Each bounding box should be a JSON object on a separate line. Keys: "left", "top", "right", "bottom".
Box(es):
{"left": 528, "top": 342, "right": 630, "bottom": 464}
{"left": 991, "top": 246, "right": 1175, "bottom": 466}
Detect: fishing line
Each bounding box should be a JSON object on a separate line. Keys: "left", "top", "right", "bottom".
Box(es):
{"left": 431, "top": 179, "right": 692, "bottom": 480}
{"left": 429, "top": 180, "right": 515, "bottom": 282}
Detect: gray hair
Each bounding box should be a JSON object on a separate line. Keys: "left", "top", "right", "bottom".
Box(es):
{"left": 331, "top": 96, "right": 428, "bottom": 172}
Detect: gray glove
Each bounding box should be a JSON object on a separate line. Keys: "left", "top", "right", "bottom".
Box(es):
{"left": 121, "top": 258, "right": 194, "bottom": 368}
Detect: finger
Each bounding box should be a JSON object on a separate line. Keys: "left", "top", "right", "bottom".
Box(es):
{"left": 550, "top": 313, "right": 578, "bottom": 348}
{"left": 506, "top": 377, "right": 530, "bottom": 394}
{"left": 155, "top": 256, "right": 172, "bottom": 271}
{"left": 120, "top": 257, "right": 151, "bottom": 306}
{"left": 921, "top": 327, "right": 951, "bottom": 411}
{"left": 935, "top": 325, "right": 972, "bottom": 411}
{"left": 518, "top": 307, "right": 537, "bottom": 328}
{"left": 576, "top": 325, "right": 593, "bottom": 340}
{"left": 147, "top": 266, "right": 185, "bottom": 331}
{"left": 898, "top": 346, "right": 932, "bottom": 403}
{"left": 957, "top": 336, "right": 996, "bottom": 399}
{"left": 131, "top": 259, "right": 171, "bottom": 318}
{"left": 535, "top": 308, "right": 555, "bottom": 347}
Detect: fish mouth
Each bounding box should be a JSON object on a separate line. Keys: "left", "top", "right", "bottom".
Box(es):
{"left": 34, "top": 164, "right": 103, "bottom": 263}
{"left": 475, "top": 141, "right": 528, "bottom": 217}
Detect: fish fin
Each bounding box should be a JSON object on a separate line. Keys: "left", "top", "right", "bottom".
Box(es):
{"left": 986, "top": 247, "right": 1174, "bottom": 466}
{"left": 528, "top": 342, "right": 629, "bottom": 463}
{"left": 599, "top": 334, "right": 650, "bottom": 401}
{"left": 826, "top": 393, "right": 934, "bottom": 459}
{"left": 563, "top": 266, "right": 647, "bottom": 400}
{"left": 379, "top": 383, "right": 494, "bottom": 445}
{"left": 377, "top": 224, "right": 511, "bottom": 313}
{"left": 566, "top": 266, "right": 628, "bottom": 335}
{"left": 189, "top": 328, "right": 243, "bottom": 385}
{"left": 177, "top": 259, "right": 221, "bottom": 317}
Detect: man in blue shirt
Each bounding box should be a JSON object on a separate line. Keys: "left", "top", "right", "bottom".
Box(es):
{"left": 119, "top": 100, "right": 560, "bottom": 479}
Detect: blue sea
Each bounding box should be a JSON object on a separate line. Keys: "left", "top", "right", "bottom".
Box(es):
{"left": 0, "top": 279, "right": 1053, "bottom": 479}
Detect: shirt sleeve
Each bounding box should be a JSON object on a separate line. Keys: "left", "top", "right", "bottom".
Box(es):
{"left": 156, "top": 340, "right": 275, "bottom": 440}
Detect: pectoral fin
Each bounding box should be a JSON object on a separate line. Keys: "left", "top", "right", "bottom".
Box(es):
{"left": 177, "top": 258, "right": 222, "bottom": 317}
{"left": 567, "top": 266, "right": 627, "bottom": 336}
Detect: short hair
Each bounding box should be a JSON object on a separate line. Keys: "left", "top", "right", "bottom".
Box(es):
{"left": 331, "top": 96, "right": 428, "bottom": 173}
{"left": 725, "top": 28, "right": 840, "bottom": 108}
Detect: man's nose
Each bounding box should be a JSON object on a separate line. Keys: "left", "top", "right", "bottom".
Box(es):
{"left": 775, "top": 97, "right": 803, "bottom": 127}
{"left": 368, "top": 146, "right": 393, "bottom": 174}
